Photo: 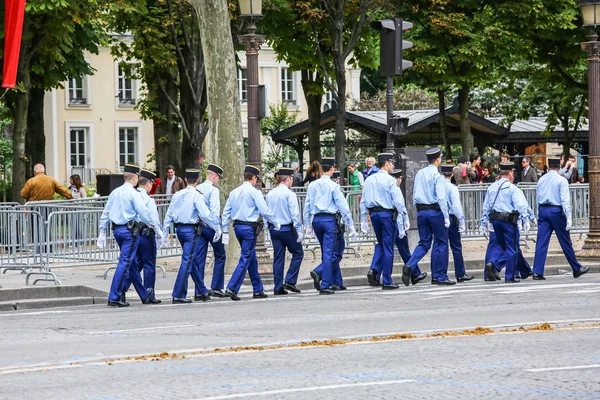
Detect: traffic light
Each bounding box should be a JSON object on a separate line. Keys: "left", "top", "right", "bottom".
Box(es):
{"left": 370, "top": 18, "right": 413, "bottom": 77}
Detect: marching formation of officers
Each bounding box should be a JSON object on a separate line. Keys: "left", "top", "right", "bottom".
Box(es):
{"left": 97, "top": 147, "right": 589, "bottom": 307}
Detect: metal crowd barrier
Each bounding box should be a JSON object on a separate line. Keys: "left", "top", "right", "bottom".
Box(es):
{"left": 0, "top": 209, "right": 45, "bottom": 275}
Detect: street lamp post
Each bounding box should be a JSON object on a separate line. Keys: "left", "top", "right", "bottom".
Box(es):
{"left": 577, "top": 1, "right": 600, "bottom": 257}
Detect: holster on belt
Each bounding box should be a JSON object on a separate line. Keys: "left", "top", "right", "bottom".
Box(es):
{"left": 126, "top": 220, "right": 142, "bottom": 238}
{"left": 141, "top": 224, "right": 155, "bottom": 237}
{"left": 195, "top": 221, "right": 206, "bottom": 236}
{"left": 489, "top": 210, "right": 520, "bottom": 225}
{"left": 335, "top": 212, "right": 345, "bottom": 236}
{"left": 392, "top": 208, "right": 399, "bottom": 222}
{"left": 451, "top": 215, "right": 459, "bottom": 227}
{"left": 255, "top": 219, "right": 264, "bottom": 236}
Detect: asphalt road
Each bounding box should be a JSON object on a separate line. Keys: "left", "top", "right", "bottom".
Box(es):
{"left": 2, "top": 275, "right": 600, "bottom": 399}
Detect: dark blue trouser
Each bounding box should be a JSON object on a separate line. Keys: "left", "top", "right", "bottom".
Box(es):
{"left": 491, "top": 219, "right": 519, "bottom": 280}
{"left": 172, "top": 225, "right": 208, "bottom": 298}
{"left": 109, "top": 226, "right": 146, "bottom": 302}
{"left": 407, "top": 209, "right": 449, "bottom": 281}
{"left": 394, "top": 235, "right": 422, "bottom": 278}
{"left": 485, "top": 231, "right": 532, "bottom": 279}
{"left": 269, "top": 226, "right": 304, "bottom": 291}
{"left": 448, "top": 218, "right": 466, "bottom": 277}
{"left": 332, "top": 232, "right": 345, "bottom": 286}
{"left": 125, "top": 232, "right": 157, "bottom": 300}
{"left": 533, "top": 206, "right": 582, "bottom": 275}
{"left": 369, "top": 212, "right": 396, "bottom": 286}
{"left": 313, "top": 215, "right": 337, "bottom": 290}
{"left": 226, "top": 224, "right": 264, "bottom": 294}
{"left": 195, "top": 226, "right": 227, "bottom": 295}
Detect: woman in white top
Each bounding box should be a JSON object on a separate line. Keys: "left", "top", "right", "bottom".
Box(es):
{"left": 70, "top": 175, "right": 86, "bottom": 199}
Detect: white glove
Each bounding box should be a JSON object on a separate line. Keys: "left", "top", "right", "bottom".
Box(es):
{"left": 296, "top": 231, "right": 303, "bottom": 243}
{"left": 444, "top": 218, "right": 450, "bottom": 229}
{"left": 523, "top": 220, "right": 531, "bottom": 233}
{"left": 222, "top": 233, "right": 230, "bottom": 245}
{"left": 348, "top": 225, "right": 358, "bottom": 240}
{"left": 96, "top": 232, "right": 106, "bottom": 249}
{"left": 398, "top": 229, "right": 406, "bottom": 239}
{"left": 158, "top": 234, "right": 169, "bottom": 249}
{"left": 459, "top": 221, "right": 466, "bottom": 233}
{"left": 213, "top": 230, "right": 222, "bottom": 243}
{"left": 155, "top": 229, "right": 164, "bottom": 241}
{"left": 403, "top": 219, "right": 410, "bottom": 231}
{"left": 305, "top": 226, "right": 315, "bottom": 239}
{"left": 273, "top": 222, "right": 281, "bottom": 231}
{"left": 360, "top": 222, "right": 369, "bottom": 233}
{"left": 479, "top": 224, "right": 487, "bottom": 236}
{"left": 566, "top": 219, "right": 572, "bottom": 231}
{"left": 531, "top": 217, "right": 537, "bottom": 227}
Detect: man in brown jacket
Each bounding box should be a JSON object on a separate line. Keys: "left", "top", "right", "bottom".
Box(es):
{"left": 452, "top": 157, "right": 476, "bottom": 185}
{"left": 20, "top": 164, "right": 73, "bottom": 202}
{"left": 156, "top": 165, "right": 186, "bottom": 194}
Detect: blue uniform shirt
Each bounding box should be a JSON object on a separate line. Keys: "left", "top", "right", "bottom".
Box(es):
{"left": 303, "top": 175, "right": 354, "bottom": 227}
{"left": 444, "top": 180, "right": 465, "bottom": 224}
{"left": 197, "top": 180, "right": 221, "bottom": 224}
{"left": 265, "top": 184, "right": 302, "bottom": 235}
{"left": 359, "top": 170, "right": 407, "bottom": 224}
{"left": 413, "top": 164, "right": 449, "bottom": 221}
{"left": 162, "top": 186, "right": 220, "bottom": 233}
{"left": 481, "top": 177, "right": 530, "bottom": 225}
{"left": 221, "top": 182, "right": 277, "bottom": 233}
{"left": 138, "top": 188, "right": 162, "bottom": 231}
{"left": 99, "top": 182, "right": 155, "bottom": 234}
{"left": 537, "top": 170, "right": 571, "bottom": 218}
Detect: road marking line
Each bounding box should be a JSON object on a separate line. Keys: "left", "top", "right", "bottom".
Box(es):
{"left": 0, "top": 310, "right": 72, "bottom": 317}
{"left": 527, "top": 364, "right": 600, "bottom": 372}
{"left": 87, "top": 324, "right": 196, "bottom": 334}
{"left": 190, "top": 379, "right": 416, "bottom": 399}
{"left": 0, "top": 364, "right": 82, "bottom": 375}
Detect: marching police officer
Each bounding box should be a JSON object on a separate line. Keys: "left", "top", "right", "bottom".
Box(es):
{"left": 480, "top": 161, "right": 530, "bottom": 283}
{"left": 195, "top": 164, "right": 227, "bottom": 298}
{"left": 440, "top": 164, "right": 473, "bottom": 282}
{"left": 304, "top": 158, "right": 357, "bottom": 295}
{"left": 162, "top": 168, "right": 222, "bottom": 303}
{"left": 98, "top": 164, "right": 163, "bottom": 307}
{"left": 360, "top": 153, "right": 406, "bottom": 290}
{"left": 265, "top": 167, "right": 304, "bottom": 295}
{"left": 532, "top": 157, "right": 589, "bottom": 279}
{"left": 221, "top": 165, "right": 280, "bottom": 301}
{"left": 402, "top": 148, "right": 453, "bottom": 286}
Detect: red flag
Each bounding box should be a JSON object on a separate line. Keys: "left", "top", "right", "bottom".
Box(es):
{"left": 2, "top": 0, "right": 26, "bottom": 88}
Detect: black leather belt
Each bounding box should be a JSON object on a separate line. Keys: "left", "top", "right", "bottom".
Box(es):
{"left": 368, "top": 206, "right": 394, "bottom": 213}
{"left": 269, "top": 223, "right": 293, "bottom": 228}
{"left": 174, "top": 223, "right": 196, "bottom": 228}
{"left": 233, "top": 220, "right": 258, "bottom": 227}
{"left": 489, "top": 210, "right": 519, "bottom": 224}
{"left": 314, "top": 212, "right": 335, "bottom": 217}
{"left": 111, "top": 223, "right": 126, "bottom": 230}
{"left": 539, "top": 204, "right": 562, "bottom": 209}
{"left": 416, "top": 204, "right": 441, "bottom": 212}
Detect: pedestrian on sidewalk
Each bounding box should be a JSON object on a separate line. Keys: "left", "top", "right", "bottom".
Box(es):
{"left": 532, "top": 158, "right": 589, "bottom": 280}
{"left": 440, "top": 164, "right": 473, "bottom": 283}
{"left": 402, "top": 148, "right": 453, "bottom": 286}
{"left": 304, "top": 157, "right": 357, "bottom": 295}
{"left": 162, "top": 168, "right": 222, "bottom": 304}
{"left": 221, "top": 166, "right": 280, "bottom": 301}
{"left": 265, "top": 167, "right": 304, "bottom": 296}
{"left": 21, "top": 164, "right": 73, "bottom": 201}
{"left": 195, "top": 164, "right": 227, "bottom": 299}
{"left": 97, "top": 164, "right": 163, "bottom": 307}
{"left": 156, "top": 165, "right": 186, "bottom": 195}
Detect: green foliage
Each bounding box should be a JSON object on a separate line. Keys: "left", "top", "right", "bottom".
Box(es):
{"left": 260, "top": 103, "right": 299, "bottom": 184}
{"left": 352, "top": 85, "right": 441, "bottom": 111}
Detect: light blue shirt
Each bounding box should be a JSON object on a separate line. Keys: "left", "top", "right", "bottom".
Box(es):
{"left": 444, "top": 180, "right": 464, "bottom": 224}
{"left": 481, "top": 178, "right": 530, "bottom": 225}
{"left": 138, "top": 188, "right": 161, "bottom": 231}
{"left": 537, "top": 170, "right": 571, "bottom": 218}
{"left": 99, "top": 182, "right": 154, "bottom": 234}
{"left": 303, "top": 175, "right": 353, "bottom": 227}
{"left": 413, "top": 164, "right": 449, "bottom": 220}
{"left": 360, "top": 170, "right": 407, "bottom": 224}
{"left": 162, "top": 186, "right": 220, "bottom": 233}
{"left": 265, "top": 184, "right": 302, "bottom": 235}
{"left": 221, "top": 182, "right": 277, "bottom": 233}
{"left": 197, "top": 180, "right": 221, "bottom": 223}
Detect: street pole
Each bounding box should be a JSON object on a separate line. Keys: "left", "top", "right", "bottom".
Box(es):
{"left": 386, "top": 76, "right": 395, "bottom": 153}
{"left": 578, "top": 32, "right": 600, "bottom": 257}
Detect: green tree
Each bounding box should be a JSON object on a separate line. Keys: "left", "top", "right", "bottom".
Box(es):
{"left": 260, "top": 103, "right": 299, "bottom": 184}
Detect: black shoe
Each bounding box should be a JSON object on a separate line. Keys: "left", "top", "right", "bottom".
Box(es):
{"left": 485, "top": 262, "right": 497, "bottom": 281}
{"left": 107, "top": 300, "right": 130, "bottom": 307}
{"left": 484, "top": 277, "right": 496, "bottom": 282}
{"left": 574, "top": 266, "right": 590, "bottom": 278}
{"left": 457, "top": 275, "right": 474, "bottom": 283}
{"left": 253, "top": 291, "right": 268, "bottom": 299}
{"left": 194, "top": 294, "right": 211, "bottom": 301}
{"left": 382, "top": 284, "right": 400, "bottom": 290}
{"left": 437, "top": 279, "right": 456, "bottom": 286}
{"left": 310, "top": 270, "right": 321, "bottom": 291}
{"left": 505, "top": 278, "right": 521, "bottom": 283}
{"left": 401, "top": 265, "right": 411, "bottom": 287}
{"left": 172, "top": 297, "right": 192, "bottom": 304}
{"left": 225, "top": 288, "right": 241, "bottom": 301}
{"left": 521, "top": 271, "right": 533, "bottom": 280}
{"left": 209, "top": 289, "right": 227, "bottom": 298}
{"left": 337, "top": 285, "right": 347, "bottom": 291}
{"left": 142, "top": 288, "right": 155, "bottom": 304}
{"left": 330, "top": 285, "right": 347, "bottom": 291}
{"left": 431, "top": 279, "right": 438, "bottom": 285}
{"left": 532, "top": 273, "right": 545, "bottom": 280}
{"left": 367, "top": 269, "right": 380, "bottom": 286}
{"left": 146, "top": 299, "right": 162, "bottom": 304}
{"left": 283, "top": 283, "right": 301, "bottom": 293}
{"left": 319, "top": 288, "right": 335, "bottom": 295}
{"left": 411, "top": 272, "right": 427, "bottom": 285}
{"left": 274, "top": 288, "right": 288, "bottom": 295}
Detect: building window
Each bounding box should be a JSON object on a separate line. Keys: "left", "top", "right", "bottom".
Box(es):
{"left": 281, "top": 68, "right": 295, "bottom": 105}
{"left": 68, "top": 77, "right": 87, "bottom": 105}
{"left": 118, "top": 65, "right": 135, "bottom": 105}
{"left": 70, "top": 128, "right": 87, "bottom": 167}
{"left": 119, "top": 127, "right": 137, "bottom": 166}
{"left": 238, "top": 68, "right": 248, "bottom": 103}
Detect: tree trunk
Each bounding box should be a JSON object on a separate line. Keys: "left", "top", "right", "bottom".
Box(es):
{"left": 26, "top": 86, "right": 46, "bottom": 179}
{"left": 458, "top": 85, "right": 474, "bottom": 158}
{"left": 149, "top": 75, "right": 181, "bottom": 176}
{"left": 12, "top": 34, "right": 31, "bottom": 204}
{"left": 334, "top": 69, "right": 347, "bottom": 168}
{"left": 193, "top": 0, "right": 244, "bottom": 271}
{"left": 301, "top": 69, "right": 323, "bottom": 162}
{"left": 437, "top": 89, "right": 451, "bottom": 160}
